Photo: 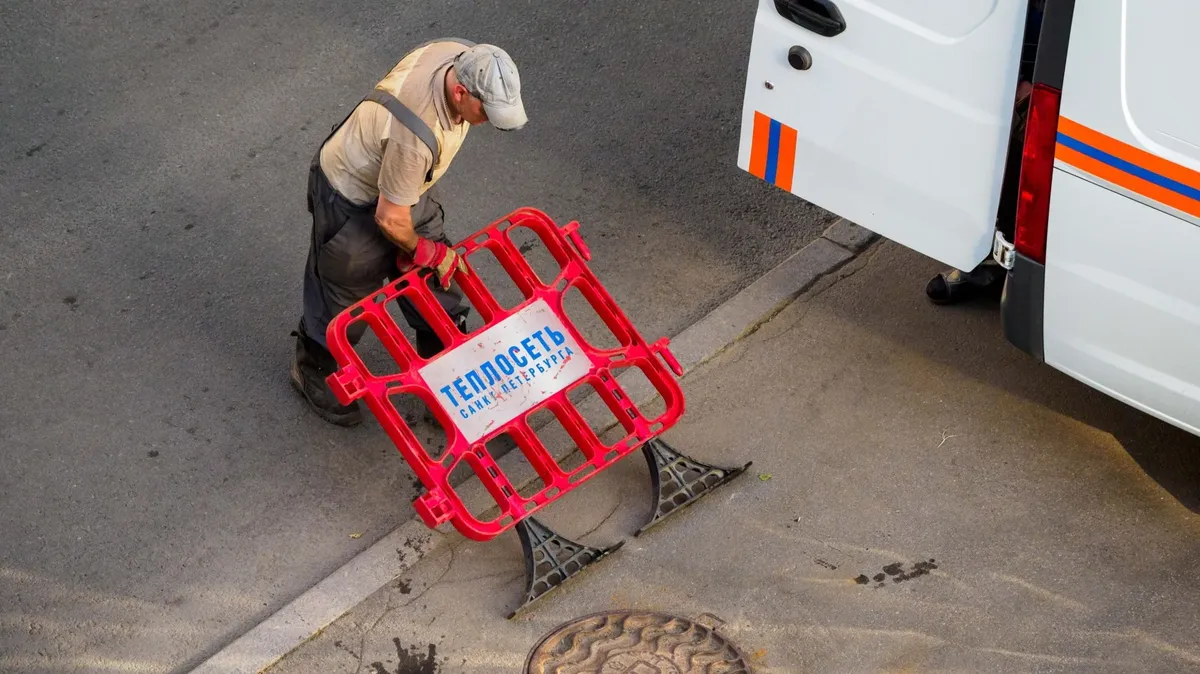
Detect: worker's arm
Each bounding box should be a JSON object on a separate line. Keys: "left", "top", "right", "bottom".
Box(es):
{"left": 375, "top": 194, "right": 420, "bottom": 253}
{"left": 375, "top": 130, "right": 468, "bottom": 288}
{"left": 376, "top": 192, "right": 468, "bottom": 290}
{"left": 376, "top": 123, "right": 432, "bottom": 253}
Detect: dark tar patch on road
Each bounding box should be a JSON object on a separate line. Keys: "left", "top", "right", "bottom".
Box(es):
{"left": 371, "top": 639, "right": 442, "bottom": 674}
{"left": 855, "top": 559, "right": 938, "bottom": 587}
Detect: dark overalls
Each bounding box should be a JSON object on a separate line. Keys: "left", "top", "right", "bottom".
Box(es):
{"left": 299, "top": 87, "right": 470, "bottom": 359}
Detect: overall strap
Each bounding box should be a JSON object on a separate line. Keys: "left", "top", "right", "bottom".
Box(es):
{"left": 320, "top": 38, "right": 478, "bottom": 181}
{"left": 363, "top": 88, "right": 441, "bottom": 181}
{"left": 360, "top": 39, "right": 477, "bottom": 182}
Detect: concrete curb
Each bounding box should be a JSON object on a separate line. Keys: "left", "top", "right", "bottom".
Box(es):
{"left": 188, "top": 218, "right": 877, "bottom": 674}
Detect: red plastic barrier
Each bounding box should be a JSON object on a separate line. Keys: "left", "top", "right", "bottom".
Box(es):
{"left": 325, "top": 208, "right": 685, "bottom": 541}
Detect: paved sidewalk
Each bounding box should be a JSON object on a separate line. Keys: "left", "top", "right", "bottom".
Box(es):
{"left": 267, "top": 243, "right": 1200, "bottom": 674}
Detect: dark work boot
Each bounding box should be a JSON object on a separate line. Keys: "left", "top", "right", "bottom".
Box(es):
{"left": 290, "top": 322, "right": 362, "bottom": 427}
{"left": 925, "top": 261, "right": 1006, "bottom": 306}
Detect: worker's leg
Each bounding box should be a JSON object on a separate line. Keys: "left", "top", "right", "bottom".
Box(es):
{"left": 302, "top": 173, "right": 396, "bottom": 349}
{"left": 393, "top": 185, "right": 471, "bottom": 358}
{"left": 294, "top": 160, "right": 396, "bottom": 425}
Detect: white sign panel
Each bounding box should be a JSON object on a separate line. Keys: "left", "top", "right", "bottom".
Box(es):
{"left": 419, "top": 299, "right": 591, "bottom": 443}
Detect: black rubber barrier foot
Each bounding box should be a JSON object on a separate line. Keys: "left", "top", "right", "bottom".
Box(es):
{"left": 508, "top": 516, "right": 623, "bottom": 619}
{"left": 635, "top": 438, "right": 752, "bottom": 537}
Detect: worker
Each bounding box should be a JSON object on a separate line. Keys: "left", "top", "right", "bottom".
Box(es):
{"left": 292, "top": 39, "right": 527, "bottom": 426}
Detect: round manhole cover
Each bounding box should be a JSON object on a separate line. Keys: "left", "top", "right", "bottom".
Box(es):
{"left": 524, "top": 610, "right": 752, "bottom": 674}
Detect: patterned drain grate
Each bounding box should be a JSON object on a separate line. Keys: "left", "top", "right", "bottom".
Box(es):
{"left": 524, "top": 610, "right": 752, "bottom": 673}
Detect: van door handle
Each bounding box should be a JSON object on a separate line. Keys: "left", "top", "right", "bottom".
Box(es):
{"left": 773, "top": 0, "right": 846, "bottom": 37}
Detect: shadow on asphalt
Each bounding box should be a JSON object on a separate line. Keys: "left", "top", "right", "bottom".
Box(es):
{"left": 825, "top": 244, "right": 1200, "bottom": 514}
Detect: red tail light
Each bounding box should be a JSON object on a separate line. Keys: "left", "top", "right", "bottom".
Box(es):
{"left": 1013, "top": 83, "right": 1062, "bottom": 264}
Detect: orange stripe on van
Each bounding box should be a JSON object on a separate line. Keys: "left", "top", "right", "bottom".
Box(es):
{"left": 1058, "top": 117, "right": 1200, "bottom": 193}
{"left": 749, "top": 112, "right": 771, "bottom": 179}
{"left": 1056, "top": 142, "right": 1200, "bottom": 219}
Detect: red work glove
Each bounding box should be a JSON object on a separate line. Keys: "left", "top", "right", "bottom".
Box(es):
{"left": 397, "top": 238, "right": 468, "bottom": 290}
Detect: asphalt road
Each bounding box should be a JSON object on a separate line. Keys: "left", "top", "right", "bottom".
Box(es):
{"left": 0, "top": 1, "right": 833, "bottom": 672}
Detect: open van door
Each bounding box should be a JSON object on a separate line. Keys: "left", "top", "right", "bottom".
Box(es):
{"left": 739, "top": 0, "right": 1030, "bottom": 271}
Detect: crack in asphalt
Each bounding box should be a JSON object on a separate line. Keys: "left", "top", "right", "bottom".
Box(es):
{"left": 350, "top": 542, "right": 458, "bottom": 671}
{"left": 578, "top": 499, "right": 623, "bottom": 541}
{"left": 687, "top": 242, "right": 882, "bottom": 381}
{"left": 759, "top": 242, "right": 882, "bottom": 345}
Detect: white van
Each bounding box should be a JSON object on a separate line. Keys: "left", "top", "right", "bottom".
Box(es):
{"left": 738, "top": 0, "right": 1200, "bottom": 438}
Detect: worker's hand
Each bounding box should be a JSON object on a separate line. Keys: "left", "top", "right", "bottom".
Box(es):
{"left": 398, "top": 238, "right": 468, "bottom": 290}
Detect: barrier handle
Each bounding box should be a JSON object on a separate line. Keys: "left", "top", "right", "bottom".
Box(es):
{"left": 653, "top": 339, "right": 684, "bottom": 377}
{"left": 562, "top": 221, "right": 591, "bottom": 261}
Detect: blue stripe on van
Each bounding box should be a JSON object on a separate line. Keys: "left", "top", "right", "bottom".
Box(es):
{"left": 764, "top": 119, "right": 782, "bottom": 184}
{"left": 1056, "top": 133, "right": 1200, "bottom": 203}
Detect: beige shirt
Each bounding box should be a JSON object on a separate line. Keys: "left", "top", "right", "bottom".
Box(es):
{"left": 319, "top": 42, "right": 471, "bottom": 207}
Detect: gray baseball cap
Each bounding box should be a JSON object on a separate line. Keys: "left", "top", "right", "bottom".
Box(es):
{"left": 453, "top": 44, "right": 527, "bottom": 131}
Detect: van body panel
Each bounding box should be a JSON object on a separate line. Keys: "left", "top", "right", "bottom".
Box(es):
{"left": 1040, "top": 0, "right": 1200, "bottom": 436}
{"left": 738, "top": 0, "right": 1030, "bottom": 271}
{"left": 1120, "top": 3, "right": 1200, "bottom": 174}
{"left": 1043, "top": 170, "right": 1200, "bottom": 437}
